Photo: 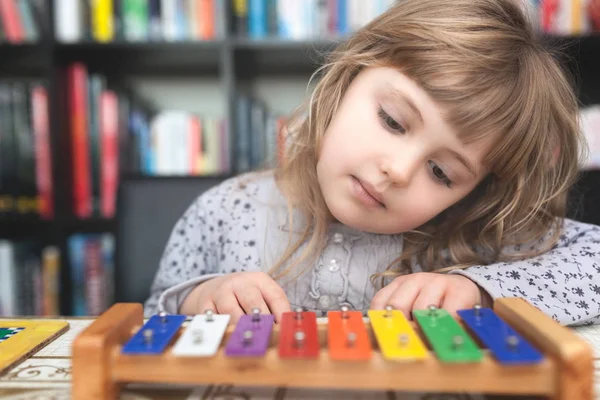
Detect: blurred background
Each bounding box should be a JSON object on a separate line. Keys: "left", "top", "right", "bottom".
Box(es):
{"left": 0, "top": 0, "right": 598, "bottom": 318}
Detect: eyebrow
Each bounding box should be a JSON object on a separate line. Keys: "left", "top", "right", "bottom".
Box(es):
{"left": 383, "top": 86, "right": 424, "bottom": 124}
{"left": 449, "top": 150, "right": 478, "bottom": 178}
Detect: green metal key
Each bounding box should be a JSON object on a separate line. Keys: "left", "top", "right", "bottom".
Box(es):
{"left": 413, "top": 306, "right": 483, "bottom": 363}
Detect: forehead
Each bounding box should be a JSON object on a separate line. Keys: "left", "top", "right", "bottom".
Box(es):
{"left": 371, "top": 68, "right": 496, "bottom": 165}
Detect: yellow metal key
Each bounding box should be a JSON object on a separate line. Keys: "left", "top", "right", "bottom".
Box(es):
{"left": 368, "top": 306, "right": 428, "bottom": 361}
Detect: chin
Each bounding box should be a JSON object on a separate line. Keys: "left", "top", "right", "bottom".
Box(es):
{"left": 326, "top": 198, "right": 406, "bottom": 235}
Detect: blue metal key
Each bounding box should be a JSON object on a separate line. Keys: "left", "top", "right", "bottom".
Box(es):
{"left": 122, "top": 312, "right": 186, "bottom": 355}
{"left": 458, "top": 306, "right": 543, "bottom": 365}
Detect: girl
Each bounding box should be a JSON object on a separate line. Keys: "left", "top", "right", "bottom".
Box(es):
{"left": 144, "top": 0, "right": 600, "bottom": 326}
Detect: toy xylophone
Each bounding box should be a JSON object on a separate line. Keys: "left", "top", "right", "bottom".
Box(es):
{"left": 71, "top": 297, "right": 593, "bottom": 400}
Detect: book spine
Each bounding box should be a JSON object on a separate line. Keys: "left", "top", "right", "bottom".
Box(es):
{"left": 54, "top": 0, "right": 83, "bottom": 42}
{"left": 67, "top": 64, "right": 92, "bottom": 218}
{"left": 68, "top": 235, "right": 87, "bottom": 316}
{"left": 0, "top": 0, "right": 24, "bottom": 42}
{"left": 100, "top": 90, "right": 119, "bottom": 218}
{"left": 0, "top": 84, "right": 15, "bottom": 216}
{"left": 31, "top": 84, "right": 53, "bottom": 219}
{"left": 92, "top": 0, "right": 115, "bottom": 42}
{"left": 42, "top": 246, "right": 60, "bottom": 316}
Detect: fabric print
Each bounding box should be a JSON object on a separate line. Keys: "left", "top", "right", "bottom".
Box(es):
{"left": 145, "top": 172, "right": 600, "bottom": 328}
{"left": 452, "top": 221, "right": 600, "bottom": 326}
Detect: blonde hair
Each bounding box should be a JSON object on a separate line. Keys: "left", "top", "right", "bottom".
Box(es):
{"left": 268, "top": 0, "right": 584, "bottom": 286}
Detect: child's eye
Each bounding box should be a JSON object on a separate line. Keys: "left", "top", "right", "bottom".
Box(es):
{"left": 428, "top": 161, "right": 453, "bottom": 188}
{"left": 378, "top": 107, "right": 406, "bottom": 134}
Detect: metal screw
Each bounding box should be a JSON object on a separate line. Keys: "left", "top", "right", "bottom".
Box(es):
{"left": 192, "top": 329, "right": 203, "bottom": 344}
{"left": 452, "top": 335, "right": 464, "bottom": 350}
{"left": 243, "top": 330, "right": 253, "bottom": 344}
{"left": 159, "top": 311, "right": 168, "bottom": 324}
{"left": 347, "top": 332, "right": 357, "bottom": 347}
{"left": 341, "top": 306, "right": 349, "bottom": 319}
{"left": 399, "top": 333, "right": 409, "bottom": 347}
{"left": 143, "top": 329, "right": 153, "bottom": 344}
{"left": 385, "top": 305, "right": 393, "bottom": 318}
{"left": 294, "top": 330, "right": 305, "bottom": 347}
{"left": 506, "top": 335, "right": 519, "bottom": 349}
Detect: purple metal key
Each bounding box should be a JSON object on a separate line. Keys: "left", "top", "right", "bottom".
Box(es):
{"left": 224, "top": 309, "right": 275, "bottom": 357}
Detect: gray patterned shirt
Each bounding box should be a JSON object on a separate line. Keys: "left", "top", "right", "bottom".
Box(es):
{"left": 144, "top": 171, "right": 600, "bottom": 326}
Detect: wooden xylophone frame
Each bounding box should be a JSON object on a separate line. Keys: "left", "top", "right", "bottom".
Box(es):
{"left": 71, "top": 297, "right": 594, "bottom": 400}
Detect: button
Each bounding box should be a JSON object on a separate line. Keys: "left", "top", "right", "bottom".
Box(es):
{"left": 332, "top": 233, "right": 344, "bottom": 244}
{"left": 318, "top": 295, "right": 331, "bottom": 308}
{"left": 328, "top": 259, "right": 340, "bottom": 272}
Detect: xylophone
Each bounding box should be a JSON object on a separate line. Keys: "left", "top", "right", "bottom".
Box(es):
{"left": 71, "top": 297, "right": 594, "bottom": 400}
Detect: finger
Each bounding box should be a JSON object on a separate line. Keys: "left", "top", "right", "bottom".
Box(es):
{"left": 385, "top": 281, "right": 422, "bottom": 319}
{"left": 197, "top": 299, "right": 217, "bottom": 316}
{"left": 441, "top": 290, "right": 477, "bottom": 317}
{"left": 412, "top": 281, "right": 446, "bottom": 313}
{"left": 213, "top": 291, "right": 245, "bottom": 323}
{"left": 235, "top": 285, "right": 270, "bottom": 315}
{"left": 257, "top": 277, "right": 291, "bottom": 323}
{"left": 370, "top": 276, "right": 406, "bottom": 310}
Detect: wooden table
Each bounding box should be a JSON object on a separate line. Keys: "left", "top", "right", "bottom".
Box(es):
{"left": 0, "top": 318, "right": 599, "bottom": 400}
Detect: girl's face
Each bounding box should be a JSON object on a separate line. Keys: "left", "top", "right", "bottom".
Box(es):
{"left": 316, "top": 67, "right": 493, "bottom": 234}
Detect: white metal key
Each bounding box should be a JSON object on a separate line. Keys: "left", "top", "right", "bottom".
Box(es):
{"left": 171, "top": 311, "right": 230, "bottom": 357}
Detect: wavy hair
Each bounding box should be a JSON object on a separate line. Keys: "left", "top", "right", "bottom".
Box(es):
{"left": 267, "top": 0, "right": 584, "bottom": 286}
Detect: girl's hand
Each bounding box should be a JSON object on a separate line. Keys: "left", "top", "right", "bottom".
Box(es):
{"left": 370, "top": 272, "right": 490, "bottom": 318}
{"left": 180, "top": 271, "right": 291, "bottom": 323}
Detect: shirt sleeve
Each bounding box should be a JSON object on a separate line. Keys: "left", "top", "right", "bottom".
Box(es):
{"left": 450, "top": 218, "right": 600, "bottom": 326}
{"left": 143, "top": 186, "right": 224, "bottom": 317}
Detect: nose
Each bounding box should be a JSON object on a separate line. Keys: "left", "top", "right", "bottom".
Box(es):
{"left": 380, "top": 155, "right": 420, "bottom": 187}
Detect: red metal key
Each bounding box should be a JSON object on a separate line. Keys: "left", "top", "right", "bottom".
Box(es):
{"left": 278, "top": 308, "right": 319, "bottom": 359}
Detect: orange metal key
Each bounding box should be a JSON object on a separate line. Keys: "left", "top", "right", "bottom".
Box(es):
{"left": 327, "top": 306, "right": 371, "bottom": 361}
{"left": 278, "top": 308, "right": 319, "bottom": 359}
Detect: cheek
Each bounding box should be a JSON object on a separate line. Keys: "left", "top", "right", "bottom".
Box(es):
{"left": 317, "top": 130, "right": 336, "bottom": 166}
{"left": 403, "top": 197, "right": 444, "bottom": 223}
{"left": 324, "top": 98, "right": 376, "bottom": 149}
{"left": 396, "top": 186, "right": 467, "bottom": 225}
{"left": 319, "top": 125, "right": 351, "bottom": 166}
{"left": 316, "top": 130, "right": 343, "bottom": 181}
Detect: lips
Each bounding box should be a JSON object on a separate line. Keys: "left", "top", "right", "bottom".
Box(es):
{"left": 352, "top": 176, "right": 385, "bottom": 207}
{"left": 359, "top": 180, "right": 384, "bottom": 203}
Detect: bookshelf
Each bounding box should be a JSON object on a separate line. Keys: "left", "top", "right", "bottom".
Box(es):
{"left": 0, "top": 1, "right": 599, "bottom": 317}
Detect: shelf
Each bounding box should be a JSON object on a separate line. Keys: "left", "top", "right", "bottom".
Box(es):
{"left": 121, "top": 173, "right": 233, "bottom": 182}
{"left": 4, "top": 35, "right": 592, "bottom": 79}
{"left": 232, "top": 37, "right": 340, "bottom": 76}
{"left": 0, "top": 43, "right": 51, "bottom": 75}
{"left": 60, "top": 216, "right": 116, "bottom": 232}
{"left": 54, "top": 41, "right": 225, "bottom": 75}
{"left": 0, "top": 215, "right": 55, "bottom": 239}
{"left": 0, "top": 215, "right": 116, "bottom": 233}
{"left": 232, "top": 37, "right": 342, "bottom": 49}
{"left": 51, "top": 39, "right": 341, "bottom": 76}
{"left": 0, "top": 214, "right": 53, "bottom": 224}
